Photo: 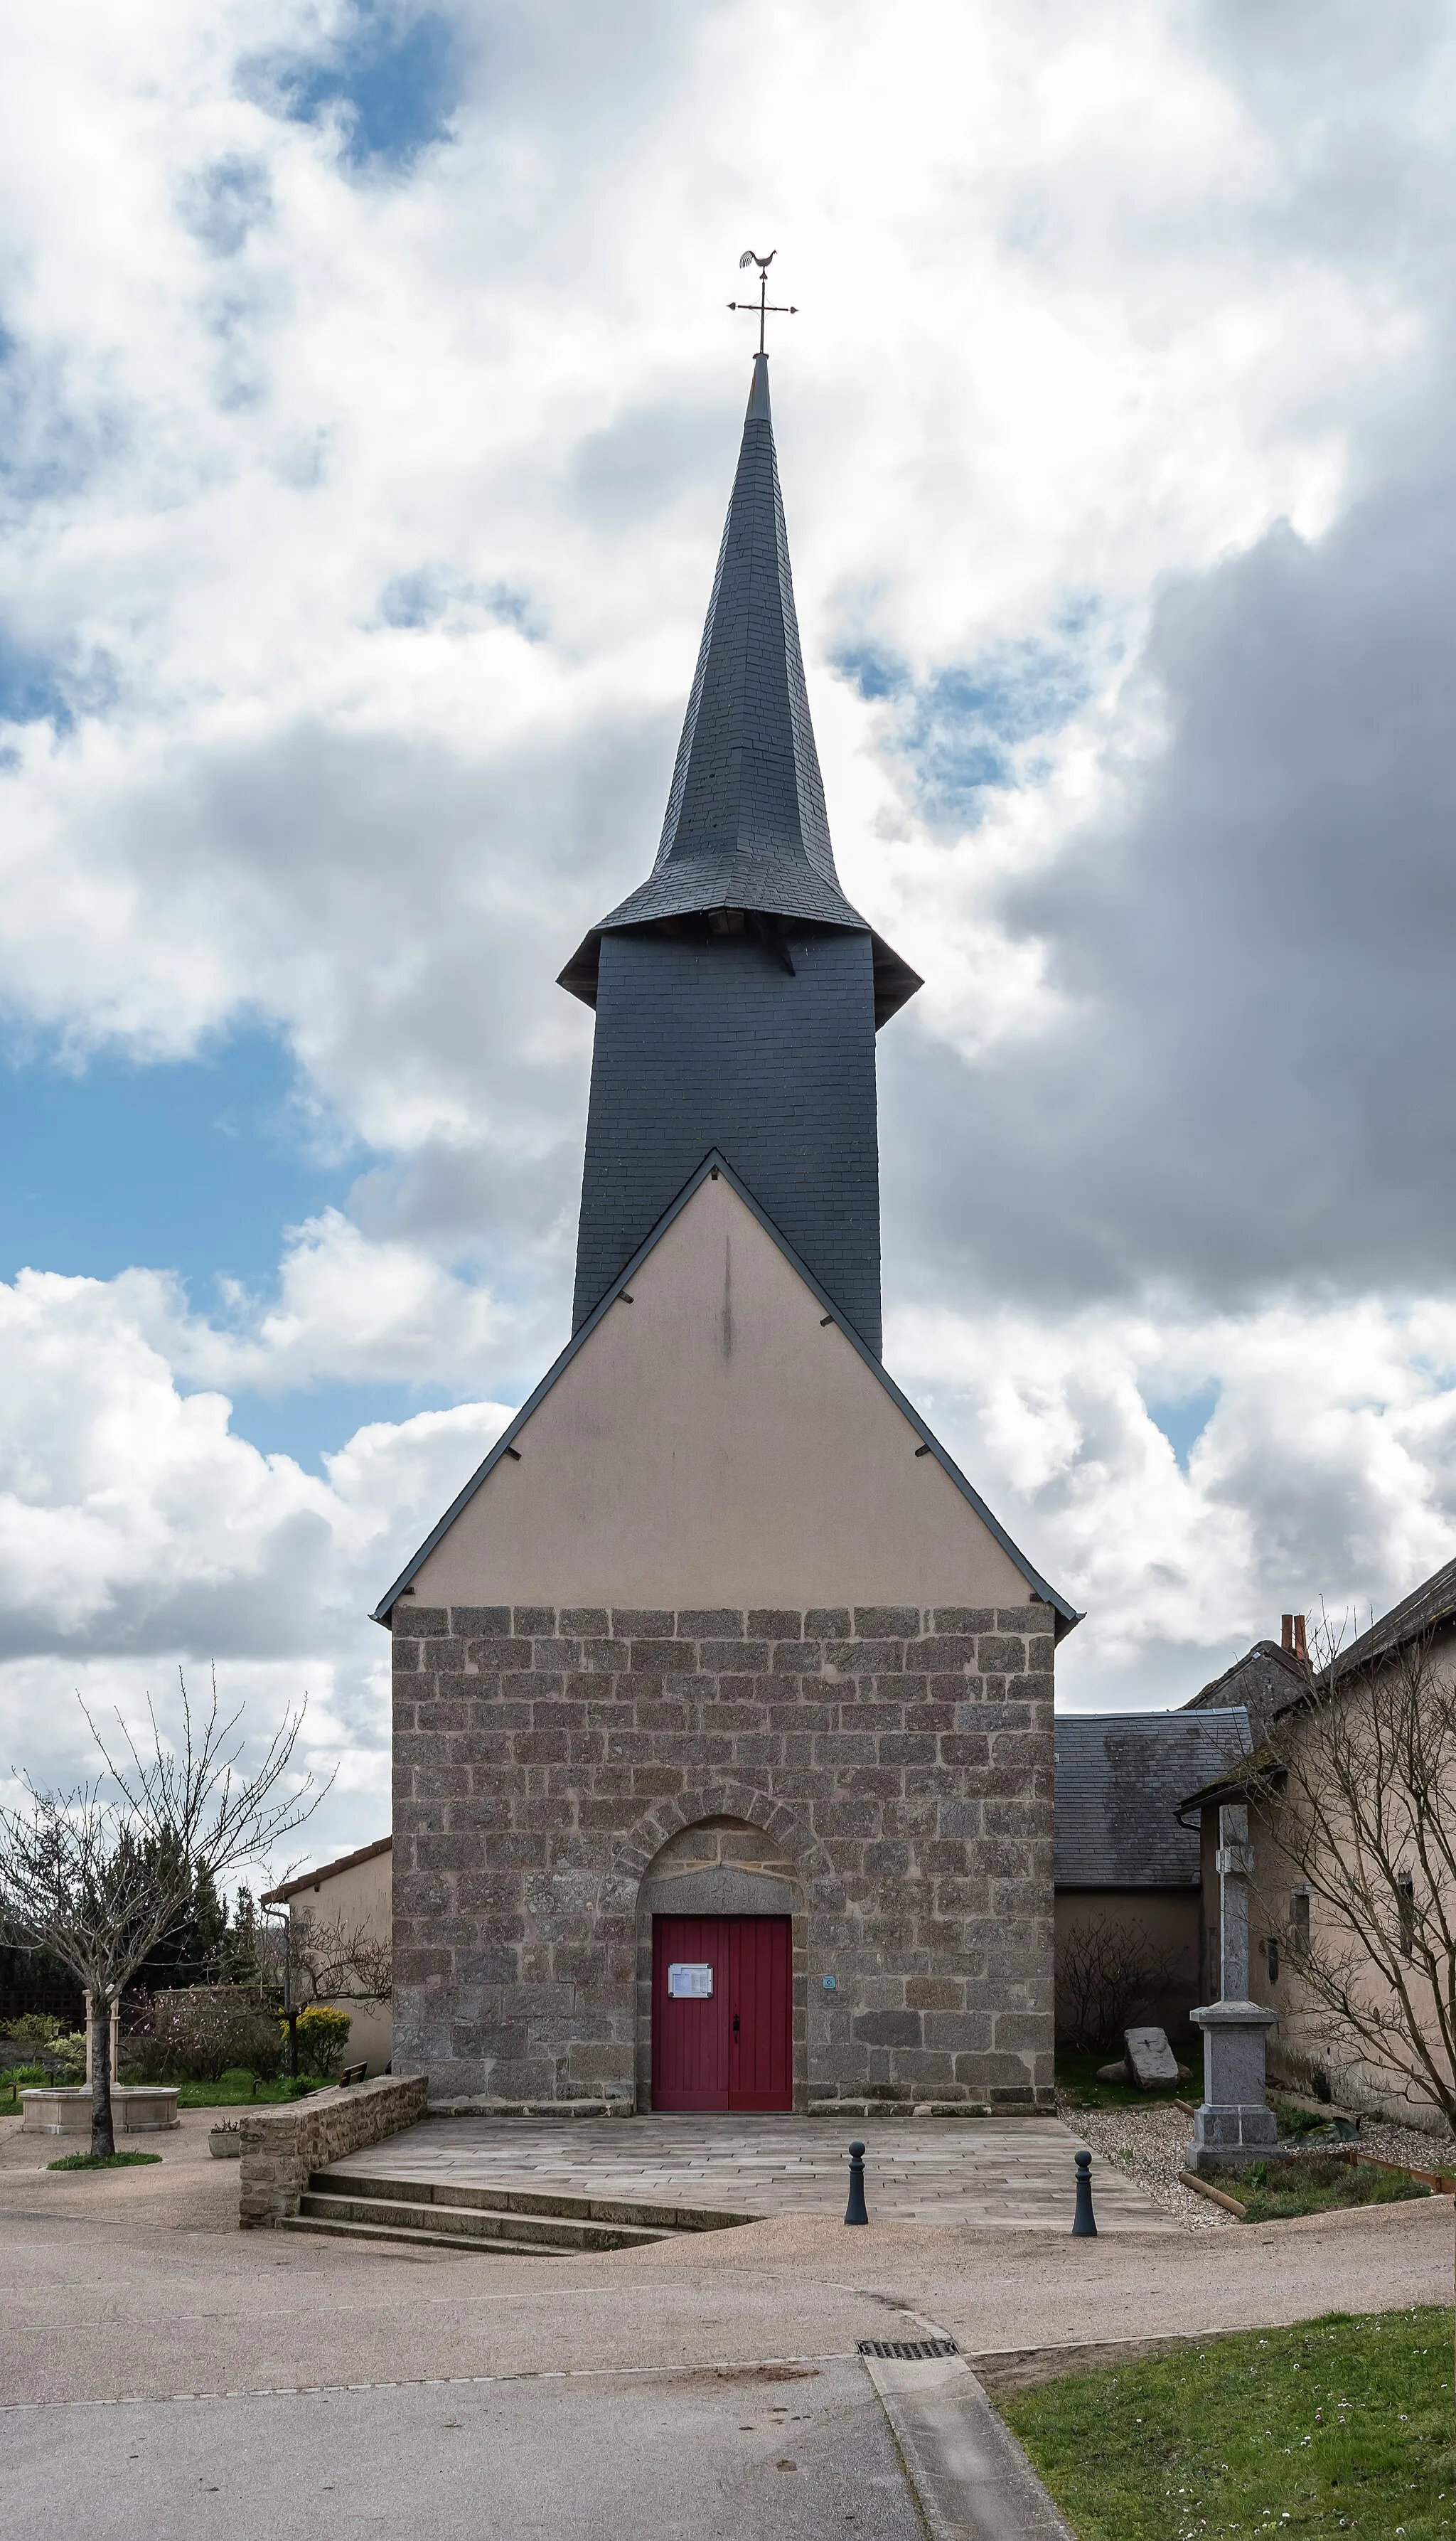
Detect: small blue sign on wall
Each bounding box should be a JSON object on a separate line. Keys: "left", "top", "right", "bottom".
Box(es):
{"left": 822, "top": 1975, "right": 837, "bottom": 1991}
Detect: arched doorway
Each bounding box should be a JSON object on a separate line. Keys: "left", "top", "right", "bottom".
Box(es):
{"left": 633, "top": 1817, "right": 800, "bottom": 2113}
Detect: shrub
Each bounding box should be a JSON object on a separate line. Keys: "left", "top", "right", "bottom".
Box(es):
{"left": 1055, "top": 1915, "right": 1185, "bottom": 2052}
{"left": 291, "top": 2004, "right": 351, "bottom": 2077}
{"left": 123, "top": 1986, "right": 285, "bottom": 2084}
{"left": 4, "top": 2013, "right": 64, "bottom": 2045}
{"left": 47, "top": 2031, "right": 87, "bottom": 2079}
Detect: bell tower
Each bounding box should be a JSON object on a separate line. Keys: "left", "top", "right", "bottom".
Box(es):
{"left": 558, "top": 351, "right": 919, "bottom": 1353}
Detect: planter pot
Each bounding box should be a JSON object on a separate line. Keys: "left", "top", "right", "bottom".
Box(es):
{"left": 208, "top": 2128, "right": 242, "bottom": 2159}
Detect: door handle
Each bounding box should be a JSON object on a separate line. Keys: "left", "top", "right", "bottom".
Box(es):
{"left": 732, "top": 2012, "right": 740, "bottom": 2034}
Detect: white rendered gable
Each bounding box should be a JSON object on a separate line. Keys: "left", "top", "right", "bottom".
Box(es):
{"left": 407, "top": 1168, "right": 1032, "bottom": 1613}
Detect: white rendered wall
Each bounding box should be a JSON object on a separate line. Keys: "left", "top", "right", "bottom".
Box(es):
{"left": 411, "top": 1172, "right": 1030, "bottom": 1612}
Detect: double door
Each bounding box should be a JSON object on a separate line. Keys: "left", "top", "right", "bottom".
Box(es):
{"left": 651, "top": 1914, "right": 792, "bottom": 2111}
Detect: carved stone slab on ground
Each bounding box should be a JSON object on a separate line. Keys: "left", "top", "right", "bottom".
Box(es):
{"left": 1125, "top": 2028, "right": 1180, "bottom": 2089}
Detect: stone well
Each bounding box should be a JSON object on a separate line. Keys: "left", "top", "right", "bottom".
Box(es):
{"left": 21, "top": 2086, "right": 180, "bottom": 2135}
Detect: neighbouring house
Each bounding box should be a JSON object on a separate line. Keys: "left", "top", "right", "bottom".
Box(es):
{"left": 1054, "top": 1709, "right": 1251, "bottom": 2044}
{"left": 371, "top": 348, "right": 1079, "bottom": 2119}
{"left": 261, "top": 1837, "right": 393, "bottom": 2077}
{"left": 1180, "top": 1626, "right": 1307, "bottom": 1749}
{"left": 1179, "top": 1574, "right": 1456, "bottom": 2128}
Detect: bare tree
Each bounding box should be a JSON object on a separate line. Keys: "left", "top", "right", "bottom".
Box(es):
{"left": 259, "top": 1902, "right": 392, "bottom": 2008}
{"left": 1055, "top": 1913, "right": 1184, "bottom": 2053}
{"left": 1256, "top": 1608, "right": 1456, "bottom": 2131}
{"left": 0, "top": 1674, "right": 327, "bottom": 2156}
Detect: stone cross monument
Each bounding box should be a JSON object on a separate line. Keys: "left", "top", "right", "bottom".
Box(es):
{"left": 1186, "top": 1802, "right": 1282, "bottom": 2173}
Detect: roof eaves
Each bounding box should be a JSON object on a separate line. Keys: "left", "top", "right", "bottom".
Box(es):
{"left": 260, "top": 1833, "right": 393, "bottom": 1904}
{"left": 371, "top": 1149, "right": 1080, "bottom": 1634}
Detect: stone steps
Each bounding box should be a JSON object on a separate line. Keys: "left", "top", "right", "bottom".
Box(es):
{"left": 282, "top": 2208, "right": 574, "bottom": 2257}
{"left": 281, "top": 2166, "right": 755, "bottom": 2257}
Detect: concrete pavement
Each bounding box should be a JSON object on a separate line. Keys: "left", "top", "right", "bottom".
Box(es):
{"left": 322, "top": 2111, "right": 1172, "bottom": 2230}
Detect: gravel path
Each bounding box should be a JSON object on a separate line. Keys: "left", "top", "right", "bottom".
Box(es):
{"left": 1056, "top": 2097, "right": 1231, "bottom": 2232}
{"left": 1355, "top": 2114, "right": 1456, "bottom": 2173}
{"left": 1056, "top": 2094, "right": 1456, "bottom": 2237}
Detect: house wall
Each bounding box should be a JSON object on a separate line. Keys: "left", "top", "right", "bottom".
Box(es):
{"left": 286, "top": 1846, "right": 392, "bottom": 2077}
{"left": 392, "top": 1599, "right": 1056, "bottom": 2112}
{"left": 1198, "top": 1621, "right": 1456, "bottom": 2127}
{"left": 1054, "top": 1888, "right": 1202, "bottom": 2044}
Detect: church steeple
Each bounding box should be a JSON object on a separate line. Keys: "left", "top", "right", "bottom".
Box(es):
{"left": 560, "top": 355, "right": 921, "bottom": 1021}
{"left": 561, "top": 349, "right": 920, "bottom": 1352}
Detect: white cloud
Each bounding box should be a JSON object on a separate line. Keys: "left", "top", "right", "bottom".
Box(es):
{"left": 891, "top": 1288, "right": 1456, "bottom": 1708}
{"left": 5, "top": 0, "right": 1456, "bottom": 1816}
{"left": 0, "top": 1259, "right": 511, "bottom": 1854}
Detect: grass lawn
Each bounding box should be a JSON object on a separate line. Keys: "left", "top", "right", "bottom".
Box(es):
{"left": 1211, "top": 2155, "right": 1431, "bottom": 2223}
{"left": 171, "top": 2072, "right": 325, "bottom": 2108}
{"left": 48, "top": 2151, "right": 162, "bottom": 2171}
{"left": 1003, "top": 2308, "right": 1456, "bottom": 2538}
{"left": 1056, "top": 2045, "right": 1193, "bottom": 2110}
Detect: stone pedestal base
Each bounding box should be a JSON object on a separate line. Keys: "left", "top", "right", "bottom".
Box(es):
{"left": 1185, "top": 1998, "right": 1285, "bottom": 2175}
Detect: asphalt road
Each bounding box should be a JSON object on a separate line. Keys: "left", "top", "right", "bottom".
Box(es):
{"left": 6, "top": 2360, "right": 924, "bottom": 2541}
{"left": 5, "top": 2112, "right": 1451, "bottom": 2540}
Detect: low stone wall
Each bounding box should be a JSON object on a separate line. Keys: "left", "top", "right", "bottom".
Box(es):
{"left": 237, "top": 2073, "right": 429, "bottom": 2227}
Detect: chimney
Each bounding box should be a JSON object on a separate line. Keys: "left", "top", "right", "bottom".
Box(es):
{"left": 1281, "top": 1614, "right": 1307, "bottom": 1660}
{"left": 1281, "top": 1614, "right": 1294, "bottom": 1651}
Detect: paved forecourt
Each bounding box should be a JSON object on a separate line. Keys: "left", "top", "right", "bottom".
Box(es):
{"left": 323, "top": 2111, "right": 1170, "bottom": 2231}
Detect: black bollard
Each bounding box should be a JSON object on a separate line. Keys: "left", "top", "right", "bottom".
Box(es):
{"left": 845, "top": 2137, "right": 869, "bottom": 2226}
{"left": 1072, "top": 2146, "right": 1098, "bottom": 2237}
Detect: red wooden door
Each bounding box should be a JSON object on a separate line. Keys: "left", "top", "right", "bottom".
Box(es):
{"left": 651, "top": 1915, "right": 792, "bottom": 2111}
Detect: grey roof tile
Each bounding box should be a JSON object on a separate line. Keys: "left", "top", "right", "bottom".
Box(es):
{"left": 1054, "top": 1709, "right": 1252, "bottom": 1887}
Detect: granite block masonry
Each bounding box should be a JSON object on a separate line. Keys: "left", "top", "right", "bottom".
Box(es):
{"left": 392, "top": 1601, "right": 1056, "bottom": 2113}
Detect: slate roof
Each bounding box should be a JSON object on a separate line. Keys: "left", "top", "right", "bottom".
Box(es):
{"left": 1334, "top": 1552, "right": 1456, "bottom": 1676}
{"left": 559, "top": 355, "right": 921, "bottom": 1028}
{"left": 1054, "top": 1709, "right": 1251, "bottom": 1887}
{"left": 1181, "top": 1639, "right": 1305, "bottom": 1744}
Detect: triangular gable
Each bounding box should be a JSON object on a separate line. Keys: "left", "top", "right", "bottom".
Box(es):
{"left": 373, "top": 1151, "right": 1079, "bottom": 1632}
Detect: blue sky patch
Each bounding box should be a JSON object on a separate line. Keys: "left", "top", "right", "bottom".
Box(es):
{"left": 1145, "top": 1383, "right": 1221, "bottom": 1472}
{"left": 254, "top": 4, "right": 461, "bottom": 171}
{"left": 214, "top": 1376, "right": 466, "bottom": 1475}
{"left": 831, "top": 604, "right": 1103, "bottom": 826}
{"left": 0, "top": 634, "right": 73, "bottom": 728}
{"left": 1, "top": 1024, "right": 360, "bottom": 1295}
{"left": 378, "top": 565, "right": 542, "bottom": 636}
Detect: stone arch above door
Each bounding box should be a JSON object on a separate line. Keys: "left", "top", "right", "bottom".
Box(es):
{"left": 614, "top": 1781, "right": 837, "bottom": 1902}
{"left": 637, "top": 1816, "right": 800, "bottom": 1922}
{"left": 625, "top": 1793, "right": 824, "bottom": 2114}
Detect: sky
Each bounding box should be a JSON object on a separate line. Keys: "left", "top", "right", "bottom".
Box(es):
{"left": 6, "top": 0, "right": 1456, "bottom": 1873}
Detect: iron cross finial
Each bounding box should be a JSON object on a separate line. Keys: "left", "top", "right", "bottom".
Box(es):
{"left": 728, "top": 249, "right": 798, "bottom": 357}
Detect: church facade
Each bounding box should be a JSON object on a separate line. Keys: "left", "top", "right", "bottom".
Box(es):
{"left": 376, "top": 351, "right": 1077, "bottom": 2116}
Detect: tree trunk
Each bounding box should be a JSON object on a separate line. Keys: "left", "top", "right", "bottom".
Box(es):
{"left": 90, "top": 1992, "right": 114, "bottom": 2158}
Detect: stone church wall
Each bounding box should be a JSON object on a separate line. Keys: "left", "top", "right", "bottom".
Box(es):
{"left": 392, "top": 1600, "right": 1055, "bottom": 2111}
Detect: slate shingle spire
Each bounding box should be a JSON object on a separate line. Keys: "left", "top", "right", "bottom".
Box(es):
{"left": 560, "top": 352, "right": 921, "bottom": 1351}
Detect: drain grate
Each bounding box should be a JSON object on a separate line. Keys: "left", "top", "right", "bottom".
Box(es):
{"left": 857, "top": 2338, "right": 958, "bottom": 2360}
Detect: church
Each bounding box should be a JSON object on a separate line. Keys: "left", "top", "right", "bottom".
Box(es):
{"left": 375, "top": 343, "right": 1078, "bottom": 2117}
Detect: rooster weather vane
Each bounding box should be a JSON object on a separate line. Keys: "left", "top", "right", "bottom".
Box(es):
{"left": 728, "top": 248, "right": 797, "bottom": 356}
